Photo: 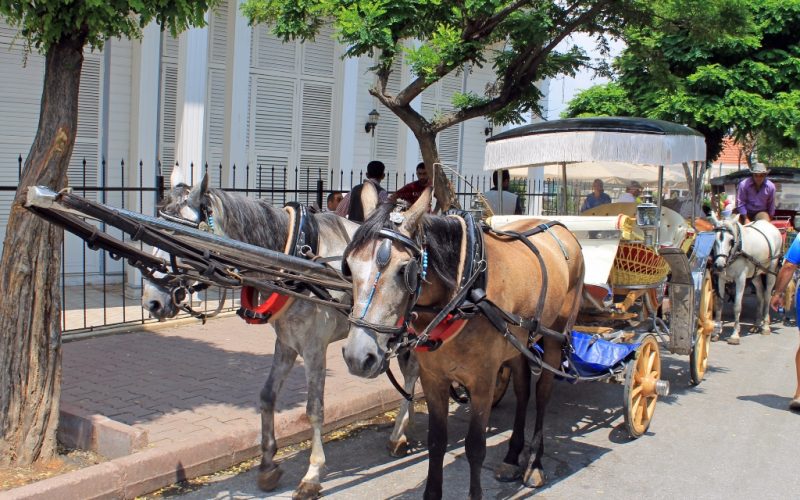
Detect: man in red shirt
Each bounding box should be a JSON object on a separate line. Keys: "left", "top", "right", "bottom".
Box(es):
{"left": 392, "top": 162, "right": 429, "bottom": 206}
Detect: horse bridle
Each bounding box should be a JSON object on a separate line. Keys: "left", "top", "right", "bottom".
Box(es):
{"left": 154, "top": 195, "right": 225, "bottom": 321}
{"left": 345, "top": 228, "right": 427, "bottom": 354}
{"left": 713, "top": 222, "right": 743, "bottom": 268}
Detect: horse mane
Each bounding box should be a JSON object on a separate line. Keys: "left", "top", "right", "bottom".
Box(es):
{"left": 345, "top": 203, "right": 462, "bottom": 290}
{"left": 206, "top": 189, "right": 289, "bottom": 251}
{"left": 160, "top": 184, "right": 289, "bottom": 252}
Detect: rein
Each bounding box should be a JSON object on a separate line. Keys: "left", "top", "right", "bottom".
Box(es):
{"left": 349, "top": 214, "right": 575, "bottom": 377}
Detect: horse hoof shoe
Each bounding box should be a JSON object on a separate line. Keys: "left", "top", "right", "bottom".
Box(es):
{"left": 257, "top": 465, "right": 283, "bottom": 491}
{"left": 293, "top": 481, "right": 322, "bottom": 500}
{"left": 522, "top": 468, "right": 546, "bottom": 488}
{"left": 387, "top": 439, "right": 409, "bottom": 457}
{"left": 494, "top": 462, "right": 521, "bottom": 482}
{"left": 726, "top": 337, "right": 740, "bottom": 345}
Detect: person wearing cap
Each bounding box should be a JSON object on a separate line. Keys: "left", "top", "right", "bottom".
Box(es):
{"left": 581, "top": 178, "right": 612, "bottom": 212}
{"left": 618, "top": 180, "right": 642, "bottom": 203}
{"left": 737, "top": 163, "right": 775, "bottom": 223}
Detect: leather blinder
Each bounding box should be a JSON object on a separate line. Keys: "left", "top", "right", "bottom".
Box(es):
{"left": 376, "top": 239, "right": 392, "bottom": 269}
{"left": 403, "top": 259, "right": 419, "bottom": 294}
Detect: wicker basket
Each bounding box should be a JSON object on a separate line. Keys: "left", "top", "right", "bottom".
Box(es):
{"left": 608, "top": 242, "right": 670, "bottom": 287}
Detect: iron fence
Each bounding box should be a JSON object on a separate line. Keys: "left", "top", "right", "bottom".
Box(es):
{"left": 1, "top": 156, "right": 591, "bottom": 336}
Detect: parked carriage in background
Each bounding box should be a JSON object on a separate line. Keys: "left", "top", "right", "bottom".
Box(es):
{"left": 709, "top": 166, "right": 800, "bottom": 252}
{"left": 482, "top": 117, "right": 716, "bottom": 437}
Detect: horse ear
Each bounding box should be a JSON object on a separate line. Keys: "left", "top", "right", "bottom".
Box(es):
{"left": 170, "top": 166, "right": 185, "bottom": 188}
{"left": 399, "top": 187, "right": 433, "bottom": 236}
{"left": 360, "top": 181, "right": 379, "bottom": 219}
{"left": 188, "top": 172, "right": 211, "bottom": 209}
{"left": 709, "top": 211, "right": 721, "bottom": 228}
{"left": 200, "top": 172, "right": 210, "bottom": 195}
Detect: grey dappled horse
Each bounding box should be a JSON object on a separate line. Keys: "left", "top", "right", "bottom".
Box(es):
{"left": 711, "top": 212, "right": 782, "bottom": 345}
{"left": 142, "top": 170, "right": 419, "bottom": 499}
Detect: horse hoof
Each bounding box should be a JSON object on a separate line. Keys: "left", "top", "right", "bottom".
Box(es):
{"left": 761, "top": 328, "right": 771, "bottom": 336}
{"left": 494, "top": 462, "right": 522, "bottom": 482}
{"left": 387, "top": 438, "right": 409, "bottom": 457}
{"left": 711, "top": 334, "right": 720, "bottom": 342}
{"left": 293, "top": 481, "right": 322, "bottom": 500}
{"left": 257, "top": 465, "right": 283, "bottom": 491}
{"left": 522, "top": 467, "right": 546, "bottom": 488}
{"left": 727, "top": 337, "right": 740, "bottom": 345}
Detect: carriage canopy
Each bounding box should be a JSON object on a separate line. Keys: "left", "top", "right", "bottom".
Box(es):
{"left": 484, "top": 117, "right": 707, "bottom": 171}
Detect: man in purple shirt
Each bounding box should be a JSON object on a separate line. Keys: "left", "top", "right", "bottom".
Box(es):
{"left": 737, "top": 163, "right": 776, "bottom": 223}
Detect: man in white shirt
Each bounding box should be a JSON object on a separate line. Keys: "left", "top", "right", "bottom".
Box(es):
{"left": 482, "top": 170, "right": 522, "bottom": 215}
{"left": 618, "top": 180, "right": 642, "bottom": 203}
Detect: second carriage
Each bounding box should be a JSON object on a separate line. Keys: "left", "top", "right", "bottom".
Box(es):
{"left": 480, "top": 117, "right": 716, "bottom": 437}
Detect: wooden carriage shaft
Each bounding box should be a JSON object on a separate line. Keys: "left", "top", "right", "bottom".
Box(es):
{"left": 25, "top": 186, "right": 351, "bottom": 292}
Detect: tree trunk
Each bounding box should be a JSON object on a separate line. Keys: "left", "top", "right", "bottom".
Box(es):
{"left": 416, "top": 131, "right": 461, "bottom": 212}
{"left": 0, "top": 35, "right": 85, "bottom": 466}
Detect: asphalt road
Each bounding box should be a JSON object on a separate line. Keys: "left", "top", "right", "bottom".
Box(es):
{"left": 155, "top": 313, "right": 799, "bottom": 500}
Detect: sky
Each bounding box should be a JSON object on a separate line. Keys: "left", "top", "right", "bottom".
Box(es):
{"left": 544, "top": 33, "right": 626, "bottom": 121}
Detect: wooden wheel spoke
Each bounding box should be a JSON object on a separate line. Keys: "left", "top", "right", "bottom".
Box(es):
{"left": 645, "top": 350, "right": 656, "bottom": 374}
{"left": 645, "top": 396, "right": 657, "bottom": 420}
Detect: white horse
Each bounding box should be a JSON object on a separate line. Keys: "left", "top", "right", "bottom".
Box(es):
{"left": 142, "top": 170, "right": 418, "bottom": 499}
{"left": 711, "top": 212, "right": 782, "bottom": 345}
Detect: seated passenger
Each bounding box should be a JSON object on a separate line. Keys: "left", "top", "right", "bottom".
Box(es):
{"left": 618, "top": 180, "right": 642, "bottom": 203}
{"left": 581, "top": 178, "right": 612, "bottom": 212}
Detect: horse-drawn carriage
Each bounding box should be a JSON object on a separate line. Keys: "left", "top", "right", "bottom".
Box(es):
{"left": 24, "top": 116, "right": 717, "bottom": 498}
{"left": 482, "top": 117, "right": 717, "bottom": 437}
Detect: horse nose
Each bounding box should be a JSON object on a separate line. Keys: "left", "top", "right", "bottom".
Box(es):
{"left": 148, "top": 299, "right": 163, "bottom": 314}
{"left": 341, "top": 346, "right": 381, "bottom": 378}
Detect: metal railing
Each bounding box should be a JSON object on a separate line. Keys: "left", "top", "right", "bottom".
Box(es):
{"left": 1, "top": 156, "right": 590, "bottom": 336}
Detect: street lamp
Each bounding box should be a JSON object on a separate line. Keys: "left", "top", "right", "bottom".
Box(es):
{"left": 365, "top": 109, "right": 380, "bottom": 135}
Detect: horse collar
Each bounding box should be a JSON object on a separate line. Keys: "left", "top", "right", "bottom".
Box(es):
{"left": 236, "top": 202, "right": 319, "bottom": 324}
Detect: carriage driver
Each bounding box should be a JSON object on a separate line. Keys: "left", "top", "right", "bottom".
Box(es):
{"left": 737, "top": 163, "right": 775, "bottom": 223}
{"left": 769, "top": 237, "right": 800, "bottom": 412}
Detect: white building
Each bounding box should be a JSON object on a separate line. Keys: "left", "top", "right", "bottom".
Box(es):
{"left": 1, "top": 1, "right": 547, "bottom": 284}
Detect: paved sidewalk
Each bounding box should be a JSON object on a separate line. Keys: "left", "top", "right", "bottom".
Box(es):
{"left": 7, "top": 315, "right": 407, "bottom": 499}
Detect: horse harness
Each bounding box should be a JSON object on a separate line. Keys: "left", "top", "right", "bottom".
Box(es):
{"left": 715, "top": 221, "right": 779, "bottom": 276}
{"left": 346, "top": 212, "right": 574, "bottom": 375}
{"left": 236, "top": 202, "right": 342, "bottom": 324}
{"left": 156, "top": 199, "right": 224, "bottom": 322}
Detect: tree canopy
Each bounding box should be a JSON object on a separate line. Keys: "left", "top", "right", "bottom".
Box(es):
{"left": 0, "top": 0, "right": 215, "bottom": 467}
{"left": 564, "top": 0, "right": 800, "bottom": 163}
{"left": 0, "top": 0, "right": 212, "bottom": 52}
{"left": 242, "top": 0, "right": 651, "bottom": 208}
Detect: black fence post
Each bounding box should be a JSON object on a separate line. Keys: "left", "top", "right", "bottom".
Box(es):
{"left": 316, "top": 179, "right": 323, "bottom": 209}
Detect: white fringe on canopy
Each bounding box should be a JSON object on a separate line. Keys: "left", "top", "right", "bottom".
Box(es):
{"left": 484, "top": 130, "right": 706, "bottom": 171}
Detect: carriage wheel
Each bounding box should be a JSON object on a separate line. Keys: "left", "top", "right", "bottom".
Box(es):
{"left": 690, "top": 271, "right": 715, "bottom": 385}
{"left": 448, "top": 362, "right": 512, "bottom": 408}
{"left": 623, "top": 334, "right": 662, "bottom": 439}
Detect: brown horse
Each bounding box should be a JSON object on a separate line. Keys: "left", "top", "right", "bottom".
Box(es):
{"left": 341, "top": 188, "right": 584, "bottom": 499}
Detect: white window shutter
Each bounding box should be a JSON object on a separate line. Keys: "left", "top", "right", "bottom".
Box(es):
{"left": 160, "top": 32, "right": 179, "bottom": 182}
{"left": 69, "top": 51, "right": 102, "bottom": 198}
{"left": 205, "top": 0, "right": 229, "bottom": 187}
{"left": 248, "top": 22, "right": 338, "bottom": 197}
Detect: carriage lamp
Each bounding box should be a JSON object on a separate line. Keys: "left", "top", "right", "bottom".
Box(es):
{"left": 636, "top": 193, "right": 659, "bottom": 247}
{"left": 365, "top": 109, "right": 380, "bottom": 135}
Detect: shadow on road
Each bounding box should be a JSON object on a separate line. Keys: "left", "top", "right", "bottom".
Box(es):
{"left": 737, "top": 393, "right": 794, "bottom": 411}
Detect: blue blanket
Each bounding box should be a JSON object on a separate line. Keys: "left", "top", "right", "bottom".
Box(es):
{"left": 568, "top": 331, "right": 639, "bottom": 377}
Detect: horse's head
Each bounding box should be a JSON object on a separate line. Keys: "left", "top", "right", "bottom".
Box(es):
{"left": 712, "top": 211, "right": 740, "bottom": 271}
{"left": 141, "top": 169, "right": 217, "bottom": 320}
{"left": 341, "top": 188, "right": 434, "bottom": 378}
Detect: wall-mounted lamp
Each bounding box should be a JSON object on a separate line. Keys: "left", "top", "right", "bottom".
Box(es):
{"left": 365, "top": 109, "right": 380, "bottom": 135}
{"left": 483, "top": 121, "right": 493, "bottom": 137}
